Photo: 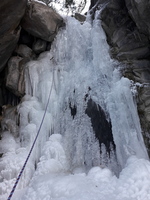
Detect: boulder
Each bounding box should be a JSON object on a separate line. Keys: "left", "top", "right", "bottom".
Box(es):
{"left": 32, "top": 39, "right": 47, "bottom": 54}
{"left": 75, "top": 13, "right": 86, "bottom": 23}
{"left": 6, "top": 56, "right": 28, "bottom": 97}
{"left": 0, "top": 0, "right": 27, "bottom": 71}
{"left": 15, "top": 44, "right": 36, "bottom": 59}
{"left": 0, "top": 0, "right": 27, "bottom": 35}
{"left": 21, "top": 1, "right": 65, "bottom": 42}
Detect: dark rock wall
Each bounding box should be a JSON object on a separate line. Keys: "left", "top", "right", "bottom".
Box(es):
{"left": 0, "top": 0, "right": 27, "bottom": 72}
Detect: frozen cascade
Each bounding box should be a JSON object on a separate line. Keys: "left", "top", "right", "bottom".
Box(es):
{"left": 25, "top": 14, "right": 148, "bottom": 170}
{"left": 0, "top": 13, "right": 150, "bottom": 200}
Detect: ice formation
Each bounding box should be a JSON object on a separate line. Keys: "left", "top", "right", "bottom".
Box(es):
{"left": 0, "top": 12, "right": 150, "bottom": 200}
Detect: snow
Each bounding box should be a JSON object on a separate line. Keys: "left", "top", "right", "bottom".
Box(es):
{"left": 34, "top": 0, "right": 91, "bottom": 16}
{"left": 0, "top": 12, "right": 150, "bottom": 200}
{"left": 12, "top": 150, "right": 150, "bottom": 200}
{"left": 32, "top": 0, "right": 47, "bottom": 6}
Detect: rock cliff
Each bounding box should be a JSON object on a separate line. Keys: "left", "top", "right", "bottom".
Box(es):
{"left": 0, "top": 0, "right": 27, "bottom": 72}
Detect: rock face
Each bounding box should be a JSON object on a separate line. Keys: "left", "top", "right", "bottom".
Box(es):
{"left": 15, "top": 44, "right": 35, "bottom": 59}
{"left": 6, "top": 56, "right": 26, "bottom": 97}
{"left": 0, "top": 1, "right": 65, "bottom": 107}
{"left": 125, "top": 0, "right": 150, "bottom": 38}
{"left": 0, "top": 0, "right": 27, "bottom": 71}
{"left": 95, "top": 0, "right": 150, "bottom": 61}
{"left": 32, "top": 39, "right": 47, "bottom": 54}
{"left": 90, "top": 0, "right": 150, "bottom": 156}
{"left": 21, "top": 1, "right": 65, "bottom": 42}
{"left": 0, "top": 27, "right": 21, "bottom": 72}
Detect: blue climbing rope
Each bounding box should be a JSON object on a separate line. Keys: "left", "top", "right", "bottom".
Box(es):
{"left": 7, "top": 65, "right": 54, "bottom": 200}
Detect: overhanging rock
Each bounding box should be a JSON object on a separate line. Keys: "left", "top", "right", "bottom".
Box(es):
{"left": 21, "top": 1, "right": 65, "bottom": 42}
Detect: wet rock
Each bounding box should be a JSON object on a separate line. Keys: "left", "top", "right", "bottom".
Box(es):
{"left": 21, "top": 1, "right": 65, "bottom": 42}
{"left": 32, "top": 39, "right": 47, "bottom": 54}
{"left": 75, "top": 13, "right": 86, "bottom": 23}
{"left": 0, "top": 0, "right": 27, "bottom": 71}
{"left": 85, "top": 98, "right": 115, "bottom": 153}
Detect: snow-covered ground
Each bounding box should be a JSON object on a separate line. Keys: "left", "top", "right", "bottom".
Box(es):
{"left": 0, "top": 13, "right": 150, "bottom": 200}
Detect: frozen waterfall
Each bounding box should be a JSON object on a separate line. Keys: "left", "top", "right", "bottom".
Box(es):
{"left": 0, "top": 13, "right": 150, "bottom": 200}
{"left": 24, "top": 13, "right": 148, "bottom": 171}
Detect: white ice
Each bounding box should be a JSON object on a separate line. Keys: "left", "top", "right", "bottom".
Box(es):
{"left": 0, "top": 12, "right": 150, "bottom": 200}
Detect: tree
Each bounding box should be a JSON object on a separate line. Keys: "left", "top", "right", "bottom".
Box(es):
{"left": 65, "top": 0, "right": 74, "bottom": 8}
